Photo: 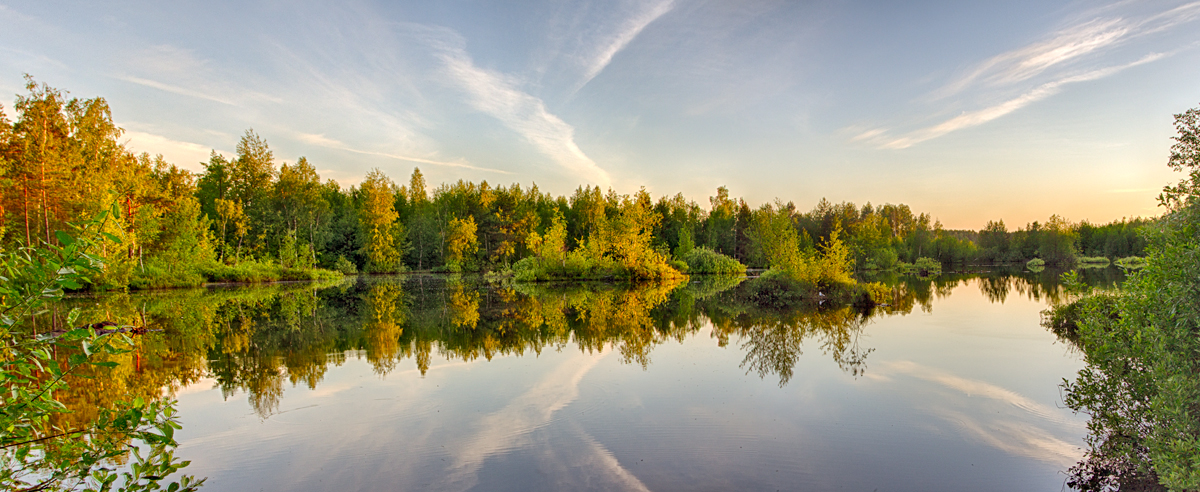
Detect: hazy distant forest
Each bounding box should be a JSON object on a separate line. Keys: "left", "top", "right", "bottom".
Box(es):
{"left": 0, "top": 78, "right": 1148, "bottom": 289}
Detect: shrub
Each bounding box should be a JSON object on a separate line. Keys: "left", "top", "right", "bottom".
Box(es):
{"left": 199, "top": 258, "right": 343, "bottom": 283}
{"left": 0, "top": 213, "right": 203, "bottom": 491}
{"left": 914, "top": 257, "right": 942, "bottom": 275}
{"left": 1113, "top": 256, "right": 1147, "bottom": 269}
{"left": 899, "top": 257, "right": 942, "bottom": 276}
{"left": 680, "top": 246, "right": 746, "bottom": 274}
{"left": 130, "top": 263, "right": 206, "bottom": 289}
{"left": 334, "top": 255, "right": 358, "bottom": 275}
{"left": 1076, "top": 256, "right": 1111, "bottom": 269}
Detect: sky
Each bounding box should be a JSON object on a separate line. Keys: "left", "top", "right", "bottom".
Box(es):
{"left": 2, "top": 0, "right": 1199, "bottom": 229}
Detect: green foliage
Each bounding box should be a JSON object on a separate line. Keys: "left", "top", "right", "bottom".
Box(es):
{"left": 1077, "top": 218, "right": 1149, "bottom": 259}
{"left": 1114, "top": 256, "right": 1147, "bottom": 270}
{"left": 0, "top": 212, "right": 202, "bottom": 491}
{"left": 1058, "top": 103, "right": 1200, "bottom": 491}
{"left": 0, "top": 78, "right": 1160, "bottom": 291}
{"left": 750, "top": 203, "right": 857, "bottom": 292}
{"left": 1077, "top": 256, "right": 1111, "bottom": 267}
{"left": 1026, "top": 258, "right": 1045, "bottom": 271}
{"left": 334, "top": 256, "right": 358, "bottom": 275}
{"left": 900, "top": 257, "right": 942, "bottom": 276}
{"left": 860, "top": 247, "right": 898, "bottom": 271}
{"left": 674, "top": 225, "right": 695, "bottom": 258}
{"left": 129, "top": 262, "right": 206, "bottom": 289}
{"left": 680, "top": 246, "right": 745, "bottom": 274}
{"left": 200, "top": 258, "right": 340, "bottom": 283}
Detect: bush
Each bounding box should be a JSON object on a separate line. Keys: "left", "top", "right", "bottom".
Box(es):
{"left": 0, "top": 213, "right": 203, "bottom": 491}
{"left": 1113, "top": 256, "right": 1147, "bottom": 269}
{"left": 1026, "top": 258, "right": 1046, "bottom": 271}
{"left": 130, "top": 263, "right": 206, "bottom": 289}
{"left": 680, "top": 246, "right": 746, "bottom": 274}
{"left": 899, "top": 257, "right": 942, "bottom": 276}
{"left": 200, "top": 259, "right": 343, "bottom": 283}
{"left": 914, "top": 257, "right": 942, "bottom": 275}
{"left": 512, "top": 247, "right": 683, "bottom": 282}
{"left": 1076, "top": 256, "right": 1111, "bottom": 269}
{"left": 334, "top": 255, "right": 358, "bottom": 275}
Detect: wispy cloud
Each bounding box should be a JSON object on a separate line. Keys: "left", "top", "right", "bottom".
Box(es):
{"left": 430, "top": 36, "right": 612, "bottom": 186}
{"left": 439, "top": 352, "right": 609, "bottom": 491}
{"left": 115, "top": 74, "right": 235, "bottom": 105}
{"left": 116, "top": 45, "right": 283, "bottom": 106}
{"left": 858, "top": 2, "right": 1200, "bottom": 149}
{"left": 573, "top": 0, "right": 675, "bottom": 94}
{"left": 297, "top": 132, "right": 511, "bottom": 174}
{"left": 862, "top": 52, "right": 1168, "bottom": 149}
{"left": 936, "top": 18, "right": 1130, "bottom": 98}
{"left": 877, "top": 360, "right": 1083, "bottom": 467}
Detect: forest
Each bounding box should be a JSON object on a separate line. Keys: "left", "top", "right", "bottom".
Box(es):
{"left": 0, "top": 77, "right": 1148, "bottom": 292}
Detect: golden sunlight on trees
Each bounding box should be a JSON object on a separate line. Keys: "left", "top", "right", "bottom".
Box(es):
{"left": 0, "top": 78, "right": 1152, "bottom": 290}
{"left": 445, "top": 215, "right": 478, "bottom": 272}
{"left": 358, "top": 169, "right": 406, "bottom": 273}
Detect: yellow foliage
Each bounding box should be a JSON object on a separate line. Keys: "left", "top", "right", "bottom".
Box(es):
{"left": 445, "top": 215, "right": 478, "bottom": 272}
{"left": 359, "top": 169, "right": 404, "bottom": 273}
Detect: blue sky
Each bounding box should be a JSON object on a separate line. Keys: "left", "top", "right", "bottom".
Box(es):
{"left": 2, "top": 0, "right": 1199, "bottom": 228}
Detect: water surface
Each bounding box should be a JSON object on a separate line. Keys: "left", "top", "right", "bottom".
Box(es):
{"left": 56, "top": 270, "right": 1113, "bottom": 491}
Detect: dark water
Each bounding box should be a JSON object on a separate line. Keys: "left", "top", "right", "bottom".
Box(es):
{"left": 51, "top": 268, "right": 1123, "bottom": 491}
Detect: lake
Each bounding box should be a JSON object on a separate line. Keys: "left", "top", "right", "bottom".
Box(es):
{"left": 53, "top": 268, "right": 1123, "bottom": 491}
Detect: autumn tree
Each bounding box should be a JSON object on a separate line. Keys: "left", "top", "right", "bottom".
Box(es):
{"left": 358, "top": 169, "right": 406, "bottom": 273}
{"left": 444, "top": 215, "right": 478, "bottom": 272}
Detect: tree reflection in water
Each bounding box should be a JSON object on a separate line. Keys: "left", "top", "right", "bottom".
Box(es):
{"left": 42, "top": 269, "right": 1124, "bottom": 421}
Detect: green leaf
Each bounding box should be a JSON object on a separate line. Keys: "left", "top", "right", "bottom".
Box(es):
{"left": 55, "top": 230, "right": 75, "bottom": 247}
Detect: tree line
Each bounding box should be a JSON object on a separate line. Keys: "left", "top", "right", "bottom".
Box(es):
{"left": 0, "top": 78, "right": 1147, "bottom": 290}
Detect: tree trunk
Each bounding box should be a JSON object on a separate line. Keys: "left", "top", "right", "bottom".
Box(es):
{"left": 41, "top": 160, "right": 49, "bottom": 244}
{"left": 22, "top": 173, "right": 31, "bottom": 245}
{"left": 40, "top": 119, "right": 49, "bottom": 244}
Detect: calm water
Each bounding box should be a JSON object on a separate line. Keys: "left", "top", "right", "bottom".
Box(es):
{"left": 54, "top": 269, "right": 1123, "bottom": 491}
